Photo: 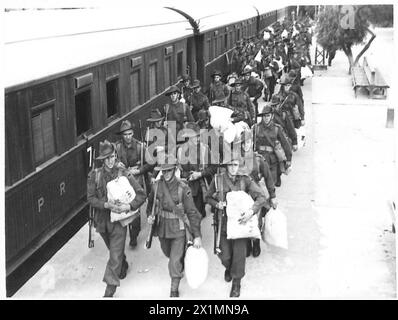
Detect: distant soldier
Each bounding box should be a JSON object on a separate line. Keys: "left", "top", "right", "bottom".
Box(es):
{"left": 115, "top": 120, "right": 152, "bottom": 248}
{"left": 87, "top": 140, "right": 146, "bottom": 297}
{"left": 146, "top": 155, "right": 202, "bottom": 297}
{"left": 209, "top": 70, "right": 230, "bottom": 105}
{"left": 228, "top": 78, "right": 256, "bottom": 126}
{"left": 253, "top": 105, "right": 292, "bottom": 187}
{"left": 241, "top": 66, "right": 264, "bottom": 118}
{"left": 205, "top": 155, "right": 267, "bottom": 297}
{"left": 163, "top": 85, "right": 194, "bottom": 133}
{"left": 177, "top": 122, "right": 217, "bottom": 218}
{"left": 196, "top": 109, "right": 211, "bottom": 130}
{"left": 177, "top": 74, "right": 192, "bottom": 104}
{"left": 270, "top": 95, "right": 298, "bottom": 151}
{"left": 189, "top": 80, "right": 210, "bottom": 121}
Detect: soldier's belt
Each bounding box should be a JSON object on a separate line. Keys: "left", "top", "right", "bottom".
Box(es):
{"left": 258, "top": 146, "right": 274, "bottom": 152}
{"left": 158, "top": 210, "right": 185, "bottom": 230}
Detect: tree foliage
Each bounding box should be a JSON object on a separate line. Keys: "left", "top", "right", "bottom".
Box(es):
{"left": 315, "top": 5, "right": 380, "bottom": 72}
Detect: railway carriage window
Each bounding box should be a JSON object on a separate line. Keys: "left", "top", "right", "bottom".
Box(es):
{"left": 149, "top": 63, "right": 158, "bottom": 98}
{"left": 229, "top": 31, "right": 233, "bottom": 48}
{"left": 207, "top": 39, "right": 211, "bottom": 61}
{"left": 106, "top": 78, "right": 118, "bottom": 118}
{"left": 165, "top": 57, "right": 172, "bottom": 88}
{"left": 31, "top": 106, "right": 56, "bottom": 164}
{"left": 224, "top": 34, "right": 228, "bottom": 50}
{"left": 130, "top": 70, "right": 141, "bottom": 107}
{"left": 213, "top": 37, "right": 217, "bottom": 59}
{"left": 177, "top": 52, "right": 183, "bottom": 78}
{"left": 75, "top": 89, "right": 92, "bottom": 136}
{"left": 237, "top": 29, "right": 241, "bottom": 40}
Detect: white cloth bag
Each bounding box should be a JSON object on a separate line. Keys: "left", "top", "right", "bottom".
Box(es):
{"left": 226, "top": 191, "right": 261, "bottom": 240}
{"left": 301, "top": 65, "right": 313, "bottom": 79}
{"left": 262, "top": 207, "right": 288, "bottom": 249}
{"left": 184, "top": 246, "right": 209, "bottom": 289}
{"left": 106, "top": 176, "right": 139, "bottom": 227}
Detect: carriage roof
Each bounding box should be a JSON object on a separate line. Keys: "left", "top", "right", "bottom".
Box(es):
{"left": 3, "top": 1, "right": 283, "bottom": 89}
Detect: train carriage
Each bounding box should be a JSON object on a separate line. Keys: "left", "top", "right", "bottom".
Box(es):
{"left": 4, "top": 3, "right": 290, "bottom": 284}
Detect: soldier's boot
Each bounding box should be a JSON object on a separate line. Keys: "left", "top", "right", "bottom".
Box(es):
{"left": 246, "top": 240, "right": 252, "bottom": 257}
{"left": 252, "top": 239, "right": 261, "bottom": 258}
{"left": 103, "top": 284, "right": 117, "bottom": 298}
{"left": 119, "top": 259, "right": 129, "bottom": 279}
{"left": 275, "top": 174, "right": 282, "bottom": 187}
{"left": 170, "top": 277, "right": 180, "bottom": 298}
{"left": 129, "top": 225, "right": 137, "bottom": 249}
{"left": 224, "top": 268, "right": 232, "bottom": 282}
{"left": 229, "top": 279, "right": 241, "bottom": 298}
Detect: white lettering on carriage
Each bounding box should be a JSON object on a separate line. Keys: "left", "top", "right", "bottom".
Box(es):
{"left": 60, "top": 182, "right": 66, "bottom": 196}
{"left": 38, "top": 197, "right": 45, "bottom": 213}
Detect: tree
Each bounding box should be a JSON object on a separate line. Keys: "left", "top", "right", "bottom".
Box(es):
{"left": 315, "top": 5, "right": 378, "bottom": 74}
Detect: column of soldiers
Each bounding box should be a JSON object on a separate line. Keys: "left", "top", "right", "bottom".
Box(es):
{"left": 87, "top": 15, "right": 312, "bottom": 299}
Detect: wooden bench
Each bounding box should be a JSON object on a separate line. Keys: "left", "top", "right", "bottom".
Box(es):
{"left": 351, "top": 57, "right": 389, "bottom": 99}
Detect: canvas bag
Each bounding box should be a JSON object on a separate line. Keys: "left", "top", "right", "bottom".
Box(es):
{"left": 184, "top": 246, "right": 209, "bottom": 289}
{"left": 106, "top": 176, "right": 139, "bottom": 227}
{"left": 226, "top": 190, "right": 261, "bottom": 240}
{"left": 262, "top": 207, "right": 288, "bottom": 249}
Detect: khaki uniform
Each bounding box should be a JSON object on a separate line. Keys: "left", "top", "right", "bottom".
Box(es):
{"left": 177, "top": 141, "right": 217, "bottom": 217}
{"left": 190, "top": 91, "right": 210, "bottom": 121}
{"left": 164, "top": 101, "right": 194, "bottom": 133}
{"left": 205, "top": 173, "right": 266, "bottom": 280}
{"left": 253, "top": 121, "right": 292, "bottom": 184}
{"left": 87, "top": 166, "right": 146, "bottom": 286}
{"left": 146, "top": 177, "right": 201, "bottom": 279}
{"left": 209, "top": 81, "right": 230, "bottom": 104}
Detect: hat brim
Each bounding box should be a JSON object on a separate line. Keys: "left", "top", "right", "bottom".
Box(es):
{"left": 116, "top": 128, "right": 134, "bottom": 135}
{"left": 165, "top": 90, "right": 181, "bottom": 96}
{"left": 181, "top": 132, "right": 200, "bottom": 138}
{"left": 154, "top": 164, "right": 177, "bottom": 171}
{"left": 147, "top": 117, "right": 164, "bottom": 122}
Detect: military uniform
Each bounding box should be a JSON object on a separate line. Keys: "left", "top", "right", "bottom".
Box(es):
{"left": 205, "top": 171, "right": 266, "bottom": 295}
{"left": 146, "top": 176, "right": 202, "bottom": 295}
{"left": 164, "top": 100, "right": 194, "bottom": 133}
{"left": 190, "top": 91, "right": 210, "bottom": 121}
{"left": 87, "top": 164, "right": 146, "bottom": 290}
{"left": 115, "top": 138, "right": 152, "bottom": 245}
{"left": 253, "top": 119, "right": 292, "bottom": 186}
{"left": 241, "top": 75, "right": 264, "bottom": 117}
{"left": 177, "top": 137, "right": 217, "bottom": 218}
{"left": 209, "top": 81, "right": 230, "bottom": 105}
{"left": 228, "top": 89, "right": 255, "bottom": 126}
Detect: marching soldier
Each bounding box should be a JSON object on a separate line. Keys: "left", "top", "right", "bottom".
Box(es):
{"left": 205, "top": 155, "right": 267, "bottom": 297}
{"left": 115, "top": 120, "right": 152, "bottom": 248}
{"left": 270, "top": 95, "right": 298, "bottom": 152}
{"left": 241, "top": 66, "right": 264, "bottom": 118}
{"left": 146, "top": 154, "right": 202, "bottom": 297}
{"left": 253, "top": 105, "right": 292, "bottom": 187}
{"left": 237, "top": 127, "right": 278, "bottom": 258}
{"left": 177, "top": 122, "right": 217, "bottom": 218}
{"left": 228, "top": 78, "right": 256, "bottom": 126}
{"left": 189, "top": 79, "right": 210, "bottom": 121}
{"left": 163, "top": 85, "right": 194, "bottom": 133}
{"left": 177, "top": 74, "right": 192, "bottom": 104}
{"left": 87, "top": 140, "right": 146, "bottom": 297}
{"left": 209, "top": 70, "right": 230, "bottom": 105}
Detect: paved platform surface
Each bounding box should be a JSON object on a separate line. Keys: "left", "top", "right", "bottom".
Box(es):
{"left": 12, "top": 28, "right": 396, "bottom": 300}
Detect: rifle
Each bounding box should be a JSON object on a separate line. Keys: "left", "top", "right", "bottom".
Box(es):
{"left": 145, "top": 181, "right": 159, "bottom": 249}
{"left": 88, "top": 148, "right": 95, "bottom": 249}
{"left": 138, "top": 120, "right": 147, "bottom": 196}
{"left": 214, "top": 167, "right": 224, "bottom": 255}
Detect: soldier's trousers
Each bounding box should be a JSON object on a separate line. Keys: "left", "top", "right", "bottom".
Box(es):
{"left": 159, "top": 236, "right": 186, "bottom": 279}
{"left": 99, "top": 221, "right": 127, "bottom": 286}
{"left": 128, "top": 215, "right": 141, "bottom": 240}
{"left": 219, "top": 230, "right": 247, "bottom": 280}
{"left": 193, "top": 188, "right": 206, "bottom": 218}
